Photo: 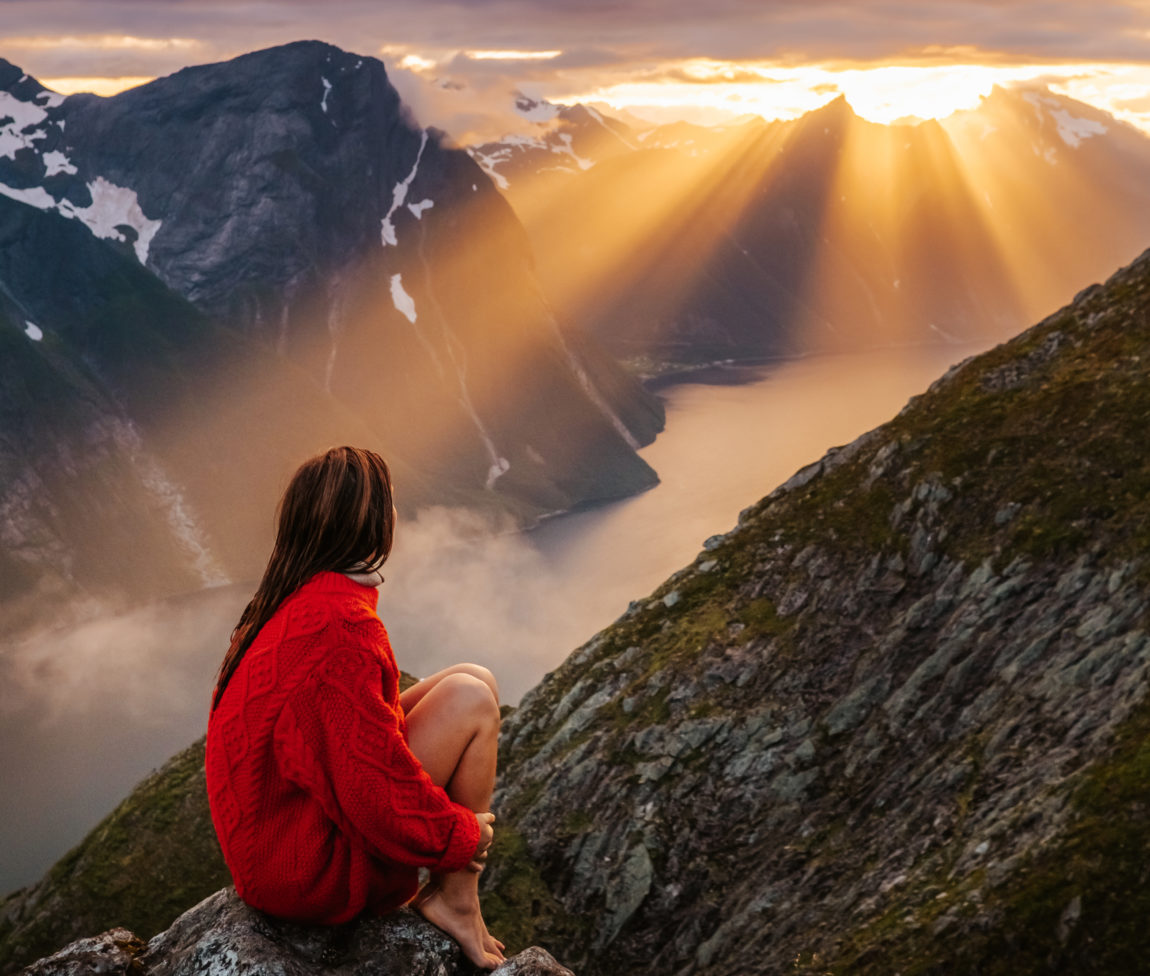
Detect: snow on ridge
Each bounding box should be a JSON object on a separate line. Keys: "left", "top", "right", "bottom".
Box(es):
{"left": 390, "top": 273, "right": 418, "bottom": 323}
{"left": 515, "top": 95, "right": 559, "bottom": 123}
{"left": 466, "top": 149, "right": 510, "bottom": 189}
{"left": 1022, "top": 91, "right": 1107, "bottom": 148}
{"left": 77, "top": 177, "right": 163, "bottom": 263}
{"left": 381, "top": 130, "right": 429, "bottom": 247}
{"left": 0, "top": 90, "right": 49, "bottom": 132}
{"left": 24, "top": 320, "right": 43, "bottom": 341}
{"left": 408, "top": 198, "right": 434, "bottom": 219}
{"left": 34, "top": 91, "right": 65, "bottom": 109}
{"left": 321, "top": 76, "right": 333, "bottom": 114}
{"left": 0, "top": 89, "right": 51, "bottom": 161}
{"left": 42, "top": 149, "right": 77, "bottom": 177}
{"left": 553, "top": 132, "right": 593, "bottom": 170}
{"left": 0, "top": 175, "right": 163, "bottom": 264}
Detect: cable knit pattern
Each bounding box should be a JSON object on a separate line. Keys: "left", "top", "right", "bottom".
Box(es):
{"left": 206, "top": 572, "right": 480, "bottom": 924}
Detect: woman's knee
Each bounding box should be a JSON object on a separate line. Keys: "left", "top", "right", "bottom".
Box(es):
{"left": 450, "top": 663, "right": 499, "bottom": 705}
{"left": 437, "top": 672, "right": 500, "bottom": 727}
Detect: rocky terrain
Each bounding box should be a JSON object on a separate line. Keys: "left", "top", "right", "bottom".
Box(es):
{"left": 479, "top": 87, "right": 1150, "bottom": 369}
{"left": 485, "top": 247, "right": 1150, "bottom": 973}
{"left": 24, "top": 889, "right": 572, "bottom": 976}
{"left": 0, "top": 44, "right": 663, "bottom": 623}
{"left": 7, "top": 247, "right": 1150, "bottom": 973}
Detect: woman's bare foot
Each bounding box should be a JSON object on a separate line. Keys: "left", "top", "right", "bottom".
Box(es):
{"left": 415, "top": 883, "right": 505, "bottom": 970}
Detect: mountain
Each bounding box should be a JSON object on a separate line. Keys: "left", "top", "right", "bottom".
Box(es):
{"left": 485, "top": 248, "right": 1150, "bottom": 972}
{"left": 476, "top": 87, "right": 1150, "bottom": 369}
{"left": 7, "top": 245, "right": 1150, "bottom": 972}
{"left": 468, "top": 94, "right": 639, "bottom": 192}
{"left": 0, "top": 44, "right": 663, "bottom": 619}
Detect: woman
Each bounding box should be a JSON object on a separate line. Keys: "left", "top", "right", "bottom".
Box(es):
{"left": 206, "top": 446, "right": 505, "bottom": 969}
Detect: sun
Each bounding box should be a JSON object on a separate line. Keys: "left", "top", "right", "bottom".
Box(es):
{"left": 555, "top": 59, "right": 1119, "bottom": 129}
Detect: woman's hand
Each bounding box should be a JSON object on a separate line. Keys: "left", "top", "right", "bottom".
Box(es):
{"left": 469, "top": 811, "right": 495, "bottom": 873}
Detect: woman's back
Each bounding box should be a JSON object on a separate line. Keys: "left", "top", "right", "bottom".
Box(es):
{"left": 206, "top": 571, "right": 478, "bottom": 924}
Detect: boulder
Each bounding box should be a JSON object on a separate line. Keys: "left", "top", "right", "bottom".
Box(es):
{"left": 23, "top": 889, "right": 573, "bottom": 976}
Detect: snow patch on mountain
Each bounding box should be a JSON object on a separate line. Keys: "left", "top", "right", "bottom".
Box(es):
{"left": 487, "top": 457, "right": 511, "bottom": 488}
{"left": 389, "top": 272, "right": 417, "bottom": 323}
{"left": 24, "top": 320, "right": 42, "bottom": 341}
{"left": 1023, "top": 92, "right": 1107, "bottom": 147}
{"left": 0, "top": 176, "right": 161, "bottom": 263}
{"left": 553, "top": 132, "right": 593, "bottom": 170}
{"left": 0, "top": 91, "right": 50, "bottom": 160}
{"left": 320, "top": 77, "right": 332, "bottom": 114}
{"left": 408, "top": 198, "right": 434, "bottom": 219}
{"left": 515, "top": 93, "right": 560, "bottom": 123}
{"left": 381, "top": 130, "right": 429, "bottom": 247}
{"left": 41, "top": 150, "right": 77, "bottom": 177}
{"left": 77, "top": 177, "right": 163, "bottom": 263}
{"left": 467, "top": 150, "right": 510, "bottom": 189}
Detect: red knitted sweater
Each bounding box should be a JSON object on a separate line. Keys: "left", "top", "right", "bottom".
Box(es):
{"left": 205, "top": 572, "right": 481, "bottom": 923}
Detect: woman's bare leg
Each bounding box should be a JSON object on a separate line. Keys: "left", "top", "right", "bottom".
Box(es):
{"left": 405, "top": 670, "right": 504, "bottom": 969}
{"left": 401, "top": 663, "right": 500, "bottom": 714}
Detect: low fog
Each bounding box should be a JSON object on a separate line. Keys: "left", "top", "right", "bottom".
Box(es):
{"left": 1, "top": 344, "right": 983, "bottom": 893}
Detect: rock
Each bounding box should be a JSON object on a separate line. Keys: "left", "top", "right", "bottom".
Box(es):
{"left": 24, "top": 889, "right": 574, "bottom": 976}
{"left": 21, "top": 929, "right": 145, "bottom": 976}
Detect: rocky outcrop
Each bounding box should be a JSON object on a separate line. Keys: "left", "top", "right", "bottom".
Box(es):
{"left": 0, "top": 669, "right": 417, "bottom": 974}
{"left": 483, "top": 247, "right": 1150, "bottom": 973}
{"left": 23, "top": 889, "right": 573, "bottom": 976}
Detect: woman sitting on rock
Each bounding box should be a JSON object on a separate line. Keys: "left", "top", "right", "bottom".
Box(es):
{"left": 206, "top": 446, "right": 505, "bottom": 969}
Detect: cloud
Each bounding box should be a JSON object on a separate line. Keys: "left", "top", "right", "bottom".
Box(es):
{"left": 381, "top": 507, "right": 601, "bottom": 703}
{"left": 3, "top": 1, "right": 1149, "bottom": 81}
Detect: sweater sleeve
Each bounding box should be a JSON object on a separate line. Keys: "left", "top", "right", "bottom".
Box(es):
{"left": 273, "top": 638, "right": 480, "bottom": 874}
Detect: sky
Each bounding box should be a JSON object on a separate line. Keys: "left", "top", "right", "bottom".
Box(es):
{"left": 3, "top": 0, "right": 1150, "bottom": 140}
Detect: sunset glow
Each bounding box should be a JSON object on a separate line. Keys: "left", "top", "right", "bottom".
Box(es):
{"left": 39, "top": 76, "right": 154, "bottom": 96}
{"left": 548, "top": 59, "right": 1150, "bottom": 134}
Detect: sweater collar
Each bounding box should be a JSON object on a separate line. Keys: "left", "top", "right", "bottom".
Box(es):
{"left": 302, "top": 571, "right": 382, "bottom": 607}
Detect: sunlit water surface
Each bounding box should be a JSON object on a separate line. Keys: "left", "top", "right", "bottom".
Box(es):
{"left": 0, "top": 343, "right": 987, "bottom": 891}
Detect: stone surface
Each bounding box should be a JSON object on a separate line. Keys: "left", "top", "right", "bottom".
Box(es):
{"left": 23, "top": 889, "right": 574, "bottom": 976}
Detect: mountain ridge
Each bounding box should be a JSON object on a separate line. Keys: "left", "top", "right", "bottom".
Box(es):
{"left": 473, "top": 83, "right": 1150, "bottom": 369}
{"left": 0, "top": 41, "right": 664, "bottom": 623}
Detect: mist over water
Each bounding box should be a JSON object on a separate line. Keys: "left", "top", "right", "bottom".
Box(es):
{"left": 0, "top": 343, "right": 986, "bottom": 892}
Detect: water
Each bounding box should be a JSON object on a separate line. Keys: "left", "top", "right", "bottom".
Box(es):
{"left": 0, "top": 342, "right": 986, "bottom": 893}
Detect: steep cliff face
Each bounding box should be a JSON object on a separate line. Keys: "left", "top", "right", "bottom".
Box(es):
{"left": 485, "top": 250, "right": 1150, "bottom": 973}
{"left": 0, "top": 44, "right": 662, "bottom": 517}
{"left": 0, "top": 191, "right": 405, "bottom": 619}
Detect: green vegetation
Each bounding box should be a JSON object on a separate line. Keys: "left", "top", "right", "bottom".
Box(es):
{"left": 812, "top": 695, "right": 1150, "bottom": 975}
{"left": 480, "top": 825, "right": 590, "bottom": 957}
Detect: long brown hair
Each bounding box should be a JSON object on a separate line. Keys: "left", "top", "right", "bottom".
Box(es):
{"left": 212, "top": 446, "right": 396, "bottom": 710}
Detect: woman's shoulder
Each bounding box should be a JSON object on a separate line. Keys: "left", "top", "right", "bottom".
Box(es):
{"left": 284, "top": 572, "right": 382, "bottom": 625}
